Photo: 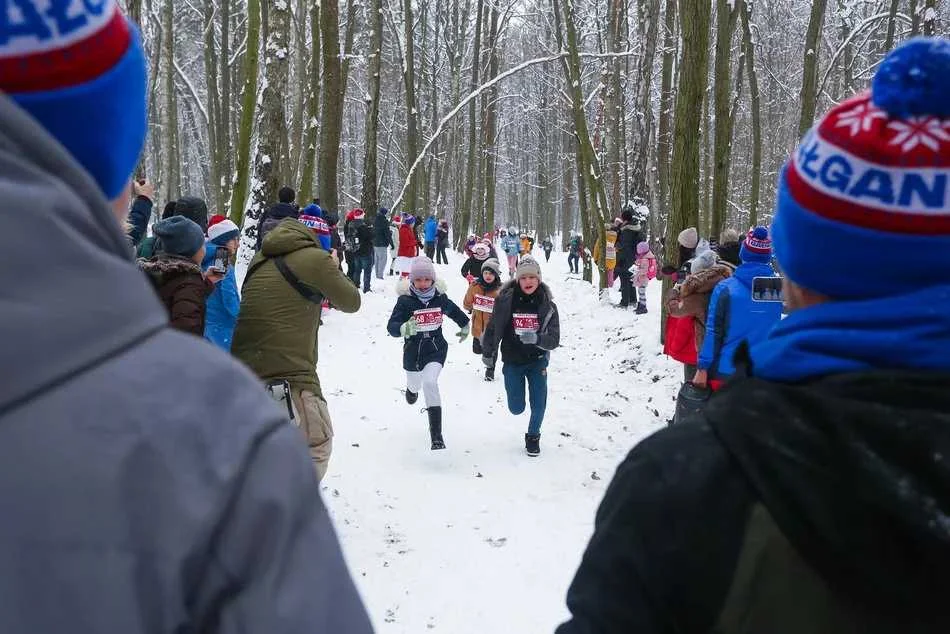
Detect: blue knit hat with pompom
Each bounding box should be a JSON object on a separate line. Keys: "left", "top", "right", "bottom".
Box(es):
{"left": 772, "top": 37, "right": 949, "bottom": 299}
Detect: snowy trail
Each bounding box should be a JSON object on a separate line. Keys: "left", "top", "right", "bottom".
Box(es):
{"left": 318, "top": 248, "right": 681, "bottom": 633}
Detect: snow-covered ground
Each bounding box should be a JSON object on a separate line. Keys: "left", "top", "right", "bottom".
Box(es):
{"left": 317, "top": 246, "right": 682, "bottom": 633}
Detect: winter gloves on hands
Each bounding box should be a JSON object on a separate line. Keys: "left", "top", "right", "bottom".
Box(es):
{"left": 519, "top": 332, "right": 539, "bottom": 345}
{"left": 457, "top": 325, "right": 470, "bottom": 343}
{"left": 400, "top": 319, "right": 418, "bottom": 338}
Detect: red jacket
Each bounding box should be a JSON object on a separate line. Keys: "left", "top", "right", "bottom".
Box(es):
{"left": 398, "top": 224, "right": 419, "bottom": 258}
{"left": 664, "top": 314, "right": 698, "bottom": 366}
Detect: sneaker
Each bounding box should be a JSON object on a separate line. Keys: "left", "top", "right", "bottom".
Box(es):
{"left": 485, "top": 367, "right": 495, "bottom": 382}
{"left": 406, "top": 389, "right": 419, "bottom": 405}
{"left": 525, "top": 433, "right": 541, "bottom": 457}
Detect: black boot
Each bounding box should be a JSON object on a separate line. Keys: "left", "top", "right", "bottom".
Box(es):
{"left": 428, "top": 407, "right": 445, "bottom": 450}
{"left": 525, "top": 433, "right": 541, "bottom": 457}
{"left": 406, "top": 389, "right": 419, "bottom": 405}
{"left": 636, "top": 303, "right": 648, "bottom": 315}
{"left": 485, "top": 366, "right": 495, "bottom": 382}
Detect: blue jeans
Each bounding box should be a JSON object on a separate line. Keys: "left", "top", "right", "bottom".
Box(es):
{"left": 349, "top": 255, "right": 373, "bottom": 291}
{"left": 503, "top": 357, "right": 548, "bottom": 435}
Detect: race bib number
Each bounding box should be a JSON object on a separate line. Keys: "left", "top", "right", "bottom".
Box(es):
{"left": 413, "top": 308, "right": 444, "bottom": 332}
{"left": 606, "top": 245, "right": 616, "bottom": 259}
{"left": 512, "top": 313, "right": 540, "bottom": 336}
{"left": 474, "top": 295, "right": 495, "bottom": 313}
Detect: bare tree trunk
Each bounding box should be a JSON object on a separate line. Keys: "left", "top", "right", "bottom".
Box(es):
{"left": 630, "top": 0, "right": 661, "bottom": 205}
{"left": 319, "top": 0, "right": 344, "bottom": 212}
{"left": 220, "top": 0, "right": 232, "bottom": 205}
{"left": 710, "top": 0, "right": 738, "bottom": 239}
{"left": 229, "top": 0, "right": 261, "bottom": 227}
{"left": 922, "top": 0, "right": 938, "bottom": 35}
{"left": 361, "top": 0, "right": 384, "bottom": 218}
{"left": 457, "top": 0, "right": 485, "bottom": 248}
{"left": 203, "top": 0, "right": 224, "bottom": 213}
{"left": 163, "top": 0, "right": 180, "bottom": 201}
{"left": 402, "top": 0, "right": 421, "bottom": 216}
{"left": 741, "top": 0, "right": 762, "bottom": 227}
{"left": 798, "top": 0, "right": 829, "bottom": 137}
{"left": 298, "top": 3, "right": 321, "bottom": 200}
{"left": 482, "top": 2, "right": 502, "bottom": 235}
{"left": 603, "top": 0, "right": 625, "bottom": 214}
{"left": 656, "top": 0, "right": 676, "bottom": 230}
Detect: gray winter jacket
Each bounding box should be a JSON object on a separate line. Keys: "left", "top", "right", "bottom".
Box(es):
{"left": 0, "top": 95, "right": 373, "bottom": 632}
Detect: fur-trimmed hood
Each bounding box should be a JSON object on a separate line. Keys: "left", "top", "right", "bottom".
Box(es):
{"left": 396, "top": 277, "right": 449, "bottom": 297}
{"left": 138, "top": 254, "right": 202, "bottom": 286}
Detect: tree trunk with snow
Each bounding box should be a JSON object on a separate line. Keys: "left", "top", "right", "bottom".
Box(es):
{"left": 710, "top": 0, "right": 738, "bottom": 239}
{"left": 319, "top": 0, "right": 344, "bottom": 213}
{"left": 229, "top": 0, "right": 261, "bottom": 228}
{"left": 298, "top": 3, "right": 321, "bottom": 201}
{"left": 361, "top": 0, "right": 384, "bottom": 219}
{"left": 798, "top": 0, "right": 829, "bottom": 137}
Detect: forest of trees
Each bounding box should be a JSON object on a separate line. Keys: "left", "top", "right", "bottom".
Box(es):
{"left": 124, "top": 0, "right": 945, "bottom": 272}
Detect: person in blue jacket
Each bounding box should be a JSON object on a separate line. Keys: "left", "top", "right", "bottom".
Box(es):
{"left": 299, "top": 201, "right": 332, "bottom": 251}
{"left": 501, "top": 227, "right": 521, "bottom": 278}
{"left": 694, "top": 226, "right": 782, "bottom": 388}
{"left": 423, "top": 215, "right": 439, "bottom": 260}
{"left": 387, "top": 257, "right": 470, "bottom": 451}
{"left": 202, "top": 219, "right": 242, "bottom": 351}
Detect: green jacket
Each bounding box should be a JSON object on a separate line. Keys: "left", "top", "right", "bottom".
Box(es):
{"left": 232, "top": 219, "right": 360, "bottom": 398}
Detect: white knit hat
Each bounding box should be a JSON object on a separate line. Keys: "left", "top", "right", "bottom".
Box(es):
{"left": 410, "top": 257, "right": 437, "bottom": 281}
{"left": 208, "top": 219, "right": 240, "bottom": 245}
{"left": 678, "top": 227, "right": 699, "bottom": 249}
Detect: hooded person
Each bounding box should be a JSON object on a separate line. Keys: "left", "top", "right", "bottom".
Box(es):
{"left": 0, "top": 2, "right": 373, "bottom": 630}
{"left": 461, "top": 241, "right": 492, "bottom": 282}
{"left": 254, "top": 186, "right": 299, "bottom": 251}
{"left": 436, "top": 220, "right": 451, "bottom": 264}
{"left": 201, "top": 219, "right": 242, "bottom": 350}
{"left": 233, "top": 217, "right": 362, "bottom": 480}
{"left": 558, "top": 37, "right": 950, "bottom": 634}
{"left": 615, "top": 209, "right": 646, "bottom": 307}
{"left": 174, "top": 196, "right": 210, "bottom": 234}
{"left": 463, "top": 257, "right": 504, "bottom": 381}
{"left": 387, "top": 257, "right": 470, "bottom": 450}
{"left": 482, "top": 256, "right": 560, "bottom": 456}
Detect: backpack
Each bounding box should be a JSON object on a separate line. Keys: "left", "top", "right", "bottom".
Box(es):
{"left": 647, "top": 256, "right": 658, "bottom": 280}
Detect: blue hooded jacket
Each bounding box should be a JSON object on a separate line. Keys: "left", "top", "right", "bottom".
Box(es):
{"left": 698, "top": 261, "right": 782, "bottom": 378}
{"left": 201, "top": 242, "right": 241, "bottom": 351}
{"left": 424, "top": 217, "right": 438, "bottom": 243}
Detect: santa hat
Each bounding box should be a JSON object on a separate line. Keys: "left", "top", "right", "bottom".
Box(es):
{"left": 208, "top": 214, "right": 228, "bottom": 229}
{"left": 208, "top": 219, "right": 240, "bottom": 246}
{"left": 740, "top": 227, "right": 773, "bottom": 264}
{"left": 351, "top": 208, "right": 365, "bottom": 221}
{"left": 774, "top": 37, "right": 950, "bottom": 299}
{"left": 0, "top": 1, "right": 147, "bottom": 200}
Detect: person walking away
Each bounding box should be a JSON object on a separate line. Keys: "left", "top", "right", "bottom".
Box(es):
{"left": 389, "top": 214, "right": 402, "bottom": 275}
{"left": 559, "top": 39, "right": 950, "bottom": 633}
{"left": 567, "top": 232, "right": 583, "bottom": 274}
{"left": 202, "top": 219, "right": 242, "bottom": 350}
{"left": 387, "top": 258, "right": 470, "bottom": 450}
{"left": 615, "top": 209, "right": 645, "bottom": 308}
{"left": 373, "top": 207, "right": 394, "bottom": 279}
{"left": 254, "top": 186, "right": 298, "bottom": 251}
{"left": 138, "top": 216, "right": 221, "bottom": 335}
{"left": 542, "top": 237, "right": 554, "bottom": 262}
{"left": 396, "top": 215, "right": 420, "bottom": 278}
{"left": 461, "top": 242, "right": 492, "bottom": 282}
{"left": 663, "top": 226, "right": 701, "bottom": 381}
{"left": 463, "top": 258, "right": 503, "bottom": 381}
{"left": 233, "top": 217, "right": 362, "bottom": 480}
{"left": 0, "top": 3, "right": 373, "bottom": 628}
{"left": 482, "top": 256, "right": 560, "bottom": 456}
{"left": 436, "top": 219, "right": 450, "bottom": 264}
{"left": 693, "top": 227, "right": 782, "bottom": 391}
{"left": 299, "top": 201, "right": 332, "bottom": 251}
{"left": 501, "top": 227, "right": 520, "bottom": 277}
{"left": 351, "top": 210, "right": 375, "bottom": 293}
{"left": 424, "top": 214, "right": 439, "bottom": 259}
{"left": 633, "top": 241, "right": 658, "bottom": 314}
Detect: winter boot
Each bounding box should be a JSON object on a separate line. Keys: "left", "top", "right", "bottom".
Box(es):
{"left": 485, "top": 366, "right": 495, "bottom": 382}
{"left": 428, "top": 407, "right": 445, "bottom": 450}
{"left": 635, "top": 303, "right": 648, "bottom": 315}
{"left": 525, "top": 433, "right": 541, "bottom": 457}
{"left": 406, "top": 389, "right": 419, "bottom": 405}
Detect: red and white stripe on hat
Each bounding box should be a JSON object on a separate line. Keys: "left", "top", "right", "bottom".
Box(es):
{"left": 0, "top": 1, "right": 131, "bottom": 93}
{"left": 300, "top": 213, "right": 331, "bottom": 238}
{"left": 786, "top": 91, "right": 949, "bottom": 235}
{"left": 744, "top": 228, "right": 772, "bottom": 254}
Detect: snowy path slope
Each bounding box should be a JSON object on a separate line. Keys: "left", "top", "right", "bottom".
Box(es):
{"left": 318, "top": 248, "right": 681, "bottom": 633}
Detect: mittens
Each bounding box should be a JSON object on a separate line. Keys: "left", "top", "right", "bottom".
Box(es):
{"left": 457, "top": 325, "right": 470, "bottom": 343}
{"left": 400, "top": 319, "right": 418, "bottom": 338}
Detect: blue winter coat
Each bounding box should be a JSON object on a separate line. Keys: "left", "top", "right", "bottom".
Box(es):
{"left": 501, "top": 235, "right": 520, "bottom": 257}
{"left": 424, "top": 217, "right": 438, "bottom": 243}
{"left": 201, "top": 243, "right": 241, "bottom": 351}
{"left": 698, "top": 262, "right": 782, "bottom": 379}
{"left": 387, "top": 289, "right": 469, "bottom": 372}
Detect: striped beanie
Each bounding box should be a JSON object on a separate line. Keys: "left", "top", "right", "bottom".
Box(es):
{"left": 0, "top": 1, "right": 147, "bottom": 200}
{"left": 773, "top": 37, "right": 950, "bottom": 299}
{"left": 740, "top": 227, "right": 773, "bottom": 264}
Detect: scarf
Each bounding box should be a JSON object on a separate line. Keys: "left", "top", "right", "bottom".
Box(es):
{"left": 410, "top": 282, "right": 437, "bottom": 304}
{"left": 752, "top": 285, "right": 950, "bottom": 382}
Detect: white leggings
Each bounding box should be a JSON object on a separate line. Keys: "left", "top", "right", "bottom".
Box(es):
{"left": 407, "top": 362, "right": 443, "bottom": 408}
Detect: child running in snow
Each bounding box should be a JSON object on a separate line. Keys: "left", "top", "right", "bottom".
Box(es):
{"left": 387, "top": 257, "right": 470, "bottom": 450}
{"left": 482, "top": 256, "right": 560, "bottom": 457}
{"left": 463, "top": 258, "right": 503, "bottom": 381}
{"left": 461, "top": 242, "right": 492, "bottom": 282}
{"left": 633, "top": 241, "right": 658, "bottom": 314}
{"left": 501, "top": 228, "right": 520, "bottom": 278}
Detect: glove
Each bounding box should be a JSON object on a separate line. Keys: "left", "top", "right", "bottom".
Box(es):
{"left": 466, "top": 274, "right": 476, "bottom": 284}
{"left": 519, "top": 332, "right": 539, "bottom": 345}
{"left": 400, "top": 319, "right": 418, "bottom": 338}
{"left": 482, "top": 355, "right": 495, "bottom": 368}
{"left": 457, "top": 325, "right": 470, "bottom": 343}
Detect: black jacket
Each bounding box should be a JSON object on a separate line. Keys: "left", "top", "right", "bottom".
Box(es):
{"left": 356, "top": 222, "right": 375, "bottom": 257}
{"left": 461, "top": 256, "right": 487, "bottom": 280}
{"left": 126, "top": 195, "right": 152, "bottom": 248}
{"left": 255, "top": 202, "right": 299, "bottom": 251}
{"left": 374, "top": 212, "right": 393, "bottom": 248}
{"left": 387, "top": 289, "right": 469, "bottom": 371}
{"left": 557, "top": 370, "right": 950, "bottom": 633}
{"left": 615, "top": 223, "right": 644, "bottom": 268}
{"left": 482, "top": 281, "right": 559, "bottom": 365}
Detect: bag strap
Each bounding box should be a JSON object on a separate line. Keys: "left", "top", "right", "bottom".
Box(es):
{"left": 242, "top": 250, "right": 324, "bottom": 305}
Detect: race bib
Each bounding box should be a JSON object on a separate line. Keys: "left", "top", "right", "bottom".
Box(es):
{"left": 474, "top": 295, "right": 495, "bottom": 313}
{"left": 512, "top": 313, "right": 540, "bottom": 335}
{"left": 606, "top": 245, "right": 616, "bottom": 259}
{"left": 414, "top": 308, "right": 444, "bottom": 332}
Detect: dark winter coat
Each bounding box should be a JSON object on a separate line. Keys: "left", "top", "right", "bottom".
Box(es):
{"left": 557, "top": 368, "right": 950, "bottom": 633}
{"left": 0, "top": 93, "right": 373, "bottom": 634}
{"left": 615, "top": 222, "right": 645, "bottom": 269}
{"left": 437, "top": 226, "right": 449, "bottom": 248}
{"left": 255, "top": 201, "right": 299, "bottom": 251}
{"left": 233, "top": 219, "right": 361, "bottom": 398}
{"left": 482, "top": 280, "right": 560, "bottom": 366}
{"left": 387, "top": 286, "right": 469, "bottom": 372}
{"left": 374, "top": 211, "right": 394, "bottom": 247}
{"left": 461, "top": 256, "right": 489, "bottom": 280}
{"left": 138, "top": 254, "right": 212, "bottom": 336}
{"left": 125, "top": 195, "right": 152, "bottom": 248}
